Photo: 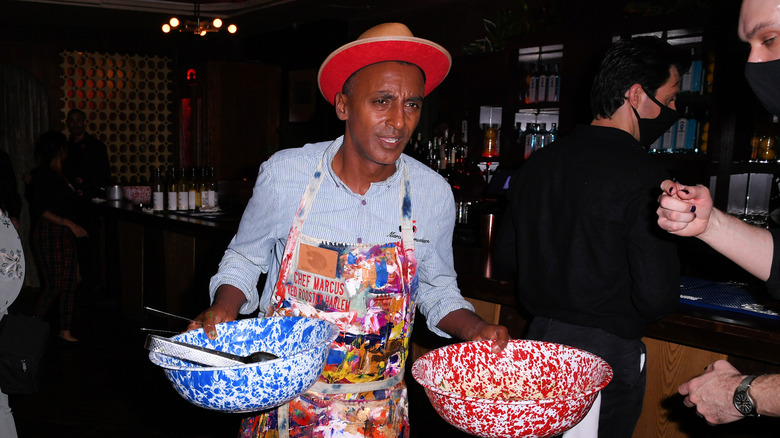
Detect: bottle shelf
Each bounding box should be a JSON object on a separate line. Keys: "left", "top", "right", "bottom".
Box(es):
{"left": 730, "top": 161, "right": 780, "bottom": 175}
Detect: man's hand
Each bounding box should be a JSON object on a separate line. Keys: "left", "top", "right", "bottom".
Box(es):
{"left": 657, "top": 180, "right": 713, "bottom": 237}
{"left": 436, "top": 308, "right": 510, "bottom": 353}
{"left": 186, "top": 285, "right": 246, "bottom": 339}
{"left": 678, "top": 360, "right": 745, "bottom": 425}
{"left": 469, "top": 321, "right": 510, "bottom": 353}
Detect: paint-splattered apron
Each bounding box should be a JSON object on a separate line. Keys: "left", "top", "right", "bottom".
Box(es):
{"left": 239, "top": 154, "right": 417, "bottom": 438}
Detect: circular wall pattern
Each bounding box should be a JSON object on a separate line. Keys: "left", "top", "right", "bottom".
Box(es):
{"left": 60, "top": 50, "right": 174, "bottom": 184}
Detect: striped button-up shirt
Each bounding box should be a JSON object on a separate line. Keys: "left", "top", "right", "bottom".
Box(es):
{"left": 209, "top": 136, "right": 473, "bottom": 336}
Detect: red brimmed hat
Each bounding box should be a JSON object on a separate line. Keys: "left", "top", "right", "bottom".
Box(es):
{"left": 317, "top": 22, "right": 452, "bottom": 105}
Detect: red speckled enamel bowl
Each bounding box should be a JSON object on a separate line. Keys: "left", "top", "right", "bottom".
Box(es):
{"left": 411, "top": 339, "right": 612, "bottom": 438}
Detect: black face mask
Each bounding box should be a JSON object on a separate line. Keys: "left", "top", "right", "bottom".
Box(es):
{"left": 745, "top": 58, "right": 780, "bottom": 116}
{"left": 631, "top": 88, "right": 682, "bottom": 148}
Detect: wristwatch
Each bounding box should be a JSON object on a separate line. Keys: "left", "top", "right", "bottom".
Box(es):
{"left": 733, "top": 375, "right": 759, "bottom": 416}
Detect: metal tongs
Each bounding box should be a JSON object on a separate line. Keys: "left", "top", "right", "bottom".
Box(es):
{"left": 141, "top": 307, "right": 279, "bottom": 366}
{"left": 144, "top": 334, "right": 278, "bottom": 367}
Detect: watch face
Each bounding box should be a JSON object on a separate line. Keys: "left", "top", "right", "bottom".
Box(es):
{"left": 735, "top": 393, "right": 754, "bottom": 415}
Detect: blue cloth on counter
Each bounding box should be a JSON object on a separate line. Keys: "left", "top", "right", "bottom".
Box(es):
{"left": 679, "top": 276, "right": 780, "bottom": 320}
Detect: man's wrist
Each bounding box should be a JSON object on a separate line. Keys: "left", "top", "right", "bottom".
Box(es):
{"left": 733, "top": 374, "right": 759, "bottom": 417}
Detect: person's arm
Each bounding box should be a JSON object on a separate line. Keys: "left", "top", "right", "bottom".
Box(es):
{"left": 625, "top": 177, "right": 680, "bottom": 319}
{"left": 187, "top": 284, "right": 247, "bottom": 339}
{"left": 679, "top": 360, "right": 780, "bottom": 424}
{"left": 41, "top": 210, "right": 88, "bottom": 238}
{"left": 436, "top": 308, "right": 509, "bottom": 353}
{"left": 750, "top": 373, "right": 780, "bottom": 417}
{"left": 657, "top": 180, "right": 773, "bottom": 281}
{"left": 415, "top": 179, "right": 509, "bottom": 352}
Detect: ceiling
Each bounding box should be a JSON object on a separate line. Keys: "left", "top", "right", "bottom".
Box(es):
{"left": 2, "top": 0, "right": 484, "bottom": 60}
{"left": 10, "top": 0, "right": 294, "bottom": 17}
{"left": 7, "top": 0, "right": 446, "bottom": 21}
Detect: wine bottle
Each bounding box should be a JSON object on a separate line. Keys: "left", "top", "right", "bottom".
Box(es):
{"left": 199, "top": 166, "right": 209, "bottom": 209}
{"left": 151, "top": 166, "right": 164, "bottom": 212}
{"left": 207, "top": 166, "right": 218, "bottom": 208}
{"left": 177, "top": 167, "right": 189, "bottom": 211}
{"left": 166, "top": 167, "right": 178, "bottom": 211}
{"left": 188, "top": 167, "right": 198, "bottom": 211}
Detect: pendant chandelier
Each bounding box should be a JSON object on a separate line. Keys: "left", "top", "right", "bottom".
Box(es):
{"left": 162, "top": 1, "right": 237, "bottom": 36}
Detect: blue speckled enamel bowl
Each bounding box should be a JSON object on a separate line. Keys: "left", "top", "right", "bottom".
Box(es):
{"left": 148, "top": 316, "right": 339, "bottom": 413}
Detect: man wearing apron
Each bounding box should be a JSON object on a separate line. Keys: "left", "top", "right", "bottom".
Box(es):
{"left": 189, "top": 23, "right": 509, "bottom": 437}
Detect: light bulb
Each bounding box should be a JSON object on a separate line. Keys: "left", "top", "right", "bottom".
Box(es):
{"left": 227, "top": 24, "right": 237, "bottom": 34}
{"left": 162, "top": 24, "right": 171, "bottom": 33}
{"left": 200, "top": 30, "right": 207, "bottom": 36}
{"left": 169, "top": 17, "right": 180, "bottom": 28}
{"left": 212, "top": 18, "right": 223, "bottom": 28}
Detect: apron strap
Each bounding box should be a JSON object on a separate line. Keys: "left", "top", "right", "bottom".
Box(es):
{"left": 399, "top": 164, "right": 414, "bottom": 252}
{"left": 292, "top": 150, "right": 414, "bottom": 249}
{"left": 277, "top": 402, "right": 290, "bottom": 438}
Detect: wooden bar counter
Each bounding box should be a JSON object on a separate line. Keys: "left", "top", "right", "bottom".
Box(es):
{"left": 90, "top": 200, "right": 243, "bottom": 327}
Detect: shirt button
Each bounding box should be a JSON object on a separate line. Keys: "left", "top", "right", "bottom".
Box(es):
{"left": 361, "top": 200, "right": 366, "bottom": 206}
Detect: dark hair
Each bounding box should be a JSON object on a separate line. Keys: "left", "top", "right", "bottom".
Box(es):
{"left": 341, "top": 61, "right": 426, "bottom": 96}
{"left": 35, "top": 131, "right": 67, "bottom": 165}
{"left": 590, "top": 36, "right": 691, "bottom": 119}
{"left": 67, "top": 108, "right": 85, "bottom": 120}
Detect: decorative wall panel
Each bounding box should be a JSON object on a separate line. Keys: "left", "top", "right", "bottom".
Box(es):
{"left": 59, "top": 50, "right": 174, "bottom": 183}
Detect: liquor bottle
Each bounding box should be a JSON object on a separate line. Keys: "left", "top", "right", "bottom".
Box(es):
{"left": 527, "top": 64, "right": 538, "bottom": 104}
{"left": 151, "top": 166, "right": 164, "bottom": 212}
{"left": 516, "top": 122, "right": 525, "bottom": 149}
{"left": 545, "top": 123, "right": 558, "bottom": 146}
{"left": 523, "top": 64, "right": 532, "bottom": 104}
{"left": 547, "top": 64, "right": 560, "bottom": 102}
{"left": 426, "top": 140, "right": 437, "bottom": 170}
{"left": 411, "top": 132, "right": 423, "bottom": 161}
{"left": 188, "top": 167, "right": 199, "bottom": 211}
{"left": 535, "top": 123, "right": 547, "bottom": 149}
{"left": 199, "top": 166, "right": 209, "bottom": 209}
{"left": 523, "top": 123, "right": 537, "bottom": 159}
{"left": 537, "top": 64, "right": 548, "bottom": 103}
{"left": 177, "top": 167, "right": 189, "bottom": 211}
{"left": 166, "top": 167, "right": 178, "bottom": 211}
{"left": 449, "top": 133, "right": 458, "bottom": 169}
{"left": 207, "top": 166, "right": 218, "bottom": 208}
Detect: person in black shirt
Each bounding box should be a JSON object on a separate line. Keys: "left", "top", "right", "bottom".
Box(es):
{"left": 496, "top": 37, "right": 689, "bottom": 437}
{"left": 64, "top": 109, "right": 111, "bottom": 301}
{"left": 64, "top": 109, "right": 111, "bottom": 200}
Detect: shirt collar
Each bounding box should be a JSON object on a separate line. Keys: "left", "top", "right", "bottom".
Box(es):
{"left": 323, "top": 135, "right": 405, "bottom": 195}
